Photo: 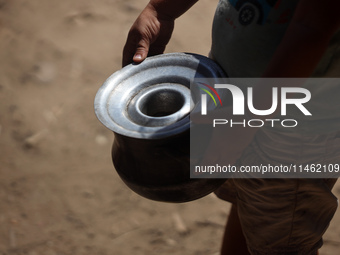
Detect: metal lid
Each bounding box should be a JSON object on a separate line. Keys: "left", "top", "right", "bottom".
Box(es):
{"left": 94, "top": 52, "right": 225, "bottom": 139}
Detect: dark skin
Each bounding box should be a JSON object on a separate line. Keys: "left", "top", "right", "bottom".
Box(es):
{"left": 122, "top": 0, "right": 340, "bottom": 254}
{"left": 122, "top": 0, "right": 198, "bottom": 67}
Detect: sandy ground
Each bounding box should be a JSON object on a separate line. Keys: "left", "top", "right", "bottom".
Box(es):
{"left": 0, "top": 0, "right": 339, "bottom": 254}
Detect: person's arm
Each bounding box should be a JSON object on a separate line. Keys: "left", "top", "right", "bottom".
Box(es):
{"left": 263, "top": 0, "right": 340, "bottom": 78}
{"left": 251, "top": 0, "right": 340, "bottom": 116}
{"left": 122, "top": 0, "right": 198, "bottom": 66}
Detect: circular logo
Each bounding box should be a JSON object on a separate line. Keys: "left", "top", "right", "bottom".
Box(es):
{"left": 239, "top": 5, "right": 256, "bottom": 25}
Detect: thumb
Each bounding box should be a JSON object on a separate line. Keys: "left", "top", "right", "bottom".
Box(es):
{"left": 132, "top": 38, "right": 150, "bottom": 63}
{"left": 122, "top": 36, "right": 150, "bottom": 67}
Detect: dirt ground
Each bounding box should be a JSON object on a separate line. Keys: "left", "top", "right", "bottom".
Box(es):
{"left": 0, "top": 0, "right": 339, "bottom": 254}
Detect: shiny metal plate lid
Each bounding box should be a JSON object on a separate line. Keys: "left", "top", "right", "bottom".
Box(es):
{"left": 94, "top": 52, "right": 225, "bottom": 139}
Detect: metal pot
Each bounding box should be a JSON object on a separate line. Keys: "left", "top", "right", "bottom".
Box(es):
{"left": 94, "top": 52, "right": 227, "bottom": 202}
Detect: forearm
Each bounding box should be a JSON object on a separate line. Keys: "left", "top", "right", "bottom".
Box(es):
{"left": 251, "top": 0, "right": 340, "bottom": 115}
{"left": 262, "top": 23, "right": 339, "bottom": 78}
{"left": 148, "top": 0, "right": 198, "bottom": 20}
{"left": 263, "top": 0, "right": 340, "bottom": 78}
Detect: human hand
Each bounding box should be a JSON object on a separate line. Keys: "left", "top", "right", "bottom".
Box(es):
{"left": 122, "top": 3, "right": 175, "bottom": 67}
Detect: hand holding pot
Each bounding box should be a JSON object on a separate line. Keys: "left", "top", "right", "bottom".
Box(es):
{"left": 122, "top": 0, "right": 198, "bottom": 66}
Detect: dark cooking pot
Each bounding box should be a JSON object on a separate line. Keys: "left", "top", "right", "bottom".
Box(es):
{"left": 94, "top": 52, "right": 227, "bottom": 202}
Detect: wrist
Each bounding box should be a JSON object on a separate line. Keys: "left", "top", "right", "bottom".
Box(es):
{"left": 148, "top": 0, "right": 198, "bottom": 21}
{"left": 146, "top": 2, "right": 176, "bottom": 21}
